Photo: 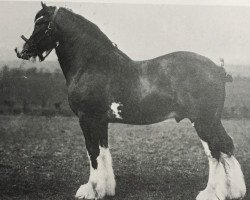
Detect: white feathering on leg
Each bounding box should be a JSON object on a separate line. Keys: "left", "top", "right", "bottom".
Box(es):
{"left": 197, "top": 140, "right": 246, "bottom": 200}
{"left": 221, "top": 153, "right": 246, "bottom": 199}
{"left": 75, "top": 146, "right": 116, "bottom": 199}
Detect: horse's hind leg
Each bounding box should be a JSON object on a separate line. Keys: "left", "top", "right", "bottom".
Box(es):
{"left": 194, "top": 119, "right": 246, "bottom": 200}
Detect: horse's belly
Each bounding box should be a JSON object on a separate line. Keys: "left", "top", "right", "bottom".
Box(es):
{"left": 108, "top": 93, "right": 176, "bottom": 125}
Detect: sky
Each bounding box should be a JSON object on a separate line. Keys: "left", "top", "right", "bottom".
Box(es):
{"left": 0, "top": 1, "right": 250, "bottom": 65}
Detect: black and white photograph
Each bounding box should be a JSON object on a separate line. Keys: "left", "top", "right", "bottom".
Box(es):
{"left": 0, "top": 0, "right": 249, "bottom": 199}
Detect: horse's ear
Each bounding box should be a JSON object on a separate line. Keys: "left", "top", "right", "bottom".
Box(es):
{"left": 41, "top": 2, "right": 47, "bottom": 10}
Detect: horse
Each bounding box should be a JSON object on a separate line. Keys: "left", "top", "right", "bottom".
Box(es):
{"left": 15, "top": 2, "right": 246, "bottom": 200}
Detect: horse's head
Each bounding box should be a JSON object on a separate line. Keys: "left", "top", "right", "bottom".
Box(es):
{"left": 15, "top": 2, "right": 59, "bottom": 61}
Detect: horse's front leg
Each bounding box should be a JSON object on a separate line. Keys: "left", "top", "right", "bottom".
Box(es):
{"left": 75, "top": 114, "right": 116, "bottom": 199}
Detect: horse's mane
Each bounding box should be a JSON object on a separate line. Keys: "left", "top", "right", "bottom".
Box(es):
{"left": 60, "top": 7, "right": 114, "bottom": 49}
{"left": 61, "top": 8, "right": 131, "bottom": 60}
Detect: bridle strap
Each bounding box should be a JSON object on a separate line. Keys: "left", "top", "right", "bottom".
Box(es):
{"left": 20, "top": 7, "right": 59, "bottom": 61}
{"left": 45, "top": 7, "right": 59, "bottom": 36}
{"left": 39, "top": 7, "right": 59, "bottom": 61}
{"left": 37, "top": 7, "right": 59, "bottom": 61}
{"left": 52, "top": 7, "right": 59, "bottom": 22}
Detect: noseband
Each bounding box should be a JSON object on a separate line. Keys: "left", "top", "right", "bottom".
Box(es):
{"left": 21, "top": 8, "right": 59, "bottom": 61}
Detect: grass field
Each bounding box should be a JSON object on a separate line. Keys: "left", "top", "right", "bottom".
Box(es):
{"left": 0, "top": 115, "right": 249, "bottom": 200}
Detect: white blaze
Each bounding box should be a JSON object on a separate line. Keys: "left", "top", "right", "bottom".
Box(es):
{"left": 35, "top": 16, "right": 44, "bottom": 23}
{"left": 110, "top": 102, "right": 122, "bottom": 119}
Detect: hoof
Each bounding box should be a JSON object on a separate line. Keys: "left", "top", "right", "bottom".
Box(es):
{"left": 106, "top": 176, "right": 116, "bottom": 196}
{"left": 225, "top": 156, "right": 246, "bottom": 199}
{"left": 75, "top": 183, "right": 96, "bottom": 199}
{"left": 196, "top": 188, "right": 224, "bottom": 200}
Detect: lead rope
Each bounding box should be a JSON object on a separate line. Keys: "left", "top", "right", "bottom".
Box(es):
{"left": 18, "top": 60, "right": 26, "bottom": 68}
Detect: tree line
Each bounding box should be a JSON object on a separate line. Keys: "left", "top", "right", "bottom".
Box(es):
{"left": 0, "top": 65, "right": 72, "bottom": 116}
{"left": 0, "top": 65, "right": 250, "bottom": 118}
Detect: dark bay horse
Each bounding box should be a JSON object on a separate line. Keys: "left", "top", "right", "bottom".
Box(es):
{"left": 15, "top": 3, "right": 246, "bottom": 200}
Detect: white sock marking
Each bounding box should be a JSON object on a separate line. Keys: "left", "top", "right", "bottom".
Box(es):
{"left": 197, "top": 140, "right": 246, "bottom": 200}
{"left": 75, "top": 182, "right": 95, "bottom": 199}
{"left": 75, "top": 146, "right": 116, "bottom": 199}
{"left": 221, "top": 153, "right": 246, "bottom": 199}
{"left": 200, "top": 139, "right": 211, "bottom": 157}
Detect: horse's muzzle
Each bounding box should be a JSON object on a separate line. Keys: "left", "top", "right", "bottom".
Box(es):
{"left": 15, "top": 47, "right": 30, "bottom": 60}
{"left": 15, "top": 35, "right": 34, "bottom": 60}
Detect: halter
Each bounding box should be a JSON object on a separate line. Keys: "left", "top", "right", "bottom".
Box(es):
{"left": 21, "top": 7, "right": 59, "bottom": 61}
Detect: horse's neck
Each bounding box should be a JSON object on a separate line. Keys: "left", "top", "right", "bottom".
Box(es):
{"left": 55, "top": 10, "right": 131, "bottom": 83}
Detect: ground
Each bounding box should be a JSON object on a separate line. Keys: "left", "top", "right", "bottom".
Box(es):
{"left": 0, "top": 115, "right": 249, "bottom": 200}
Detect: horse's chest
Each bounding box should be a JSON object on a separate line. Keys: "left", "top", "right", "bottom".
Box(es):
{"left": 67, "top": 73, "right": 109, "bottom": 115}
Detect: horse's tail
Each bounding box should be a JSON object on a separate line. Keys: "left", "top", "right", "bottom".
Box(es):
{"left": 224, "top": 73, "right": 233, "bottom": 82}
{"left": 213, "top": 66, "right": 232, "bottom": 119}
{"left": 218, "top": 66, "right": 233, "bottom": 83}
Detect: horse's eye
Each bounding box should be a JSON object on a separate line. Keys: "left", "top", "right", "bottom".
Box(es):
{"left": 35, "top": 21, "right": 45, "bottom": 26}
{"left": 35, "top": 19, "right": 50, "bottom": 27}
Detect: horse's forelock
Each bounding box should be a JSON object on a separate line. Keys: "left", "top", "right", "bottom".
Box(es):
{"left": 34, "top": 10, "right": 45, "bottom": 22}
{"left": 34, "top": 6, "right": 56, "bottom": 22}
